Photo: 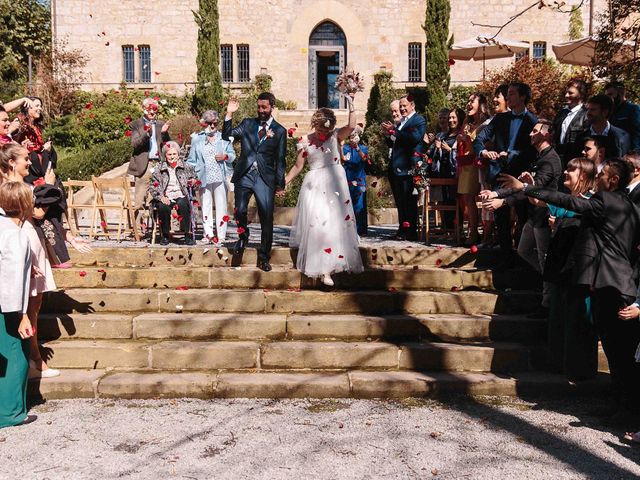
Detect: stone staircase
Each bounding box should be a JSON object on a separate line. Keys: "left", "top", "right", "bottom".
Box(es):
{"left": 30, "top": 245, "right": 609, "bottom": 400}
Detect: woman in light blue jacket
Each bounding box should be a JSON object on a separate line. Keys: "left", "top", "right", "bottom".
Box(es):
{"left": 187, "top": 110, "right": 235, "bottom": 245}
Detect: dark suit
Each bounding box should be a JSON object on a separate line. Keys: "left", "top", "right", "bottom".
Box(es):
{"left": 387, "top": 113, "right": 427, "bottom": 239}
{"left": 610, "top": 100, "right": 640, "bottom": 151}
{"left": 575, "top": 124, "right": 631, "bottom": 159}
{"left": 552, "top": 105, "right": 589, "bottom": 166}
{"left": 497, "top": 146, "right": 562, "bottom": 227}
{"left": 223, "top": 117, "right": 287, "bottom": 262}
{"left": 473, "top": 110, "right": 538, "bottom": 252}
{"left": 524, "top": 186, "right": 640, "bottom": 405}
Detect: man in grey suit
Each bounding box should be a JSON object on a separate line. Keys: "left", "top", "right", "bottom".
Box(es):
{"left": 127, "top": 98, "right": 171, "bottom": 218}
{"left": 223, "top": 92, "right": 287, "bottom": 272}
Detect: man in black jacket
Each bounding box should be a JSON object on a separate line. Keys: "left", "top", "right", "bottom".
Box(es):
{"left": 553, "top": 79, "right": 589, "bottom": 166}
{"left": 223, "top": 92, "right": 287, "bottom": 272}
{"left": 576, "top": 94, "right": 631, "bottom": 159}
{"left": 486, "top": 119, "right": 562, "bottom": 314}
{"left": 606, "top": 81, "right": 640, "bottom": 151}
{"left": 503, "top": 158, "right": 640, "bottom": 412}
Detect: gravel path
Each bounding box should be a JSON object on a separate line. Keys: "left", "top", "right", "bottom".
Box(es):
{"left": 1, "top": 396, "right": 638, "bottom": 479}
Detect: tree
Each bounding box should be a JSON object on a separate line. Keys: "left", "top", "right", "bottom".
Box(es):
{"left": 0, "top": 0, "right": 51, "bottom": 101}
{"left": 594, "top": 0, "right": 640, "bottom": 101}
{"left": 362, "top": 70, "right": 397, "bottom": 176}
{"left": 191, "top": 0, "right": 224, "bottom": 115}
{"left": 34, "top": 39, "right": 88, "bottom": 118}
{"left": 568, "top": 3, "right": 584, "bottom": 40}
{"left": 423, "top": 0, "right": 451, "bottom": 126}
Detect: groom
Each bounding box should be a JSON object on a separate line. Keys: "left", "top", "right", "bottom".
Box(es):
{"left": 223, "top": 92, "right": 287, "bottom": 272}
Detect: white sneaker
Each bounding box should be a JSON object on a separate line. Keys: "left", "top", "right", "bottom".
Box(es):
{"left": 321, "top": 274, "right": 334, "bottom": 287}
{"left": 29, "top": 360, "right": 60, "bottom": 378}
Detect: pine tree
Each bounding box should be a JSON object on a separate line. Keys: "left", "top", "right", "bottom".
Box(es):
{"left": 423, "top": 0, "right": 451, "bottom": 126}
{"left": 191, "top": 0, "right": 223, "bottom": 114}
{"left": 568, "top": 4, "right": 584, "bottom": 40}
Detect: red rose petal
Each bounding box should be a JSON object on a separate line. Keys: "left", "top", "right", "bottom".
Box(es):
{"left": 451, "top": 286, "right": 460, "bottom": 292}
{"left": 237, "top": 226, "right": 246, "bottom": 234}
{"left": 100, "top": 221, "right": 107, "bottom": 228}
{"left": 388, "top": 287, "right": 397, "bottom": 292}
{"left": 97, "top": 269, "right": 106, "bottom": 273}
{"left": 371, "top": 181, "right": 378, "bottom": 188}
{"left": 222, "top": 215, "right": 230, "bottom": 222}
{"left": 324, "top": 248, "right": 332, "bottom": 254}
{"left": 402, "top": 221, "right": 410, "bottom": 228}
{"left": 213, "top": 237, "right": 219, "bottom": 243}
{"left": 469, "top": 245, "right": 479, "bottom": 254}
{"left": 79, "top": 271, "right": 87, "bottom": 277}
{"left": 345, "top": 215, "right": 351, "bottom": 221}
{"left": 124, "top": 130, "right": 132, "bottom": 137}
{"left": 175, "top": 286, "right": 190, "bottom": 291}
{"left": 338, "top": 255, "right": 344, "bottom": 259}
{"left": 435, "top": 259, "right": 443, "bottom": 266}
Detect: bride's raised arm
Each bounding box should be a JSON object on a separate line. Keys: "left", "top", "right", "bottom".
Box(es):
{"left": 336, "top": 94, "right": 357, "bottom": 143}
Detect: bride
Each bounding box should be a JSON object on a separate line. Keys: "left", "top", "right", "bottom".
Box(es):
{"left": 284, "top": 94, "right": 364, "bottom": 286}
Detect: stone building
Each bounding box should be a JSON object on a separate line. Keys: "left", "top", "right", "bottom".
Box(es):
{"left": 51, "top": 0, "right": 606, "bottom": 113}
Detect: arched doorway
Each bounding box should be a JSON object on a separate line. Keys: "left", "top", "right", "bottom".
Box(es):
{"left": 309, "top": 21, "right": 346, "bottom": 109}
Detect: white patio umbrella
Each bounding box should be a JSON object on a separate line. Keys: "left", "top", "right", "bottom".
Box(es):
{"left": 552, "top": 35, "right": 636, "bottom": 66}
{"left": 449, "top": 36, "right": 530, "bottom": 79}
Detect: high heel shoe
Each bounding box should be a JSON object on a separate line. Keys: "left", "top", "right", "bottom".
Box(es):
{"left": 321, "top": 274, "right": 334, "bottom": 287}
{"left": 29, "top": 360, "right": 60, "bottom": 378}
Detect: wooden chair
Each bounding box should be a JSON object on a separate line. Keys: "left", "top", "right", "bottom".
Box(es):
{"left": 419, "top": 178, "right": 461, "bottom": 245}
{"left": 90, "top": 176, "right": 140, "bottom": 242}
{"left": 62, "top": 180, "right": 94, "bottom": 237}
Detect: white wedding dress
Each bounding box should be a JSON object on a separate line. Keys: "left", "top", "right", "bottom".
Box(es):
{"left": 290, "top": 130, "right": 364, "bottom": 278}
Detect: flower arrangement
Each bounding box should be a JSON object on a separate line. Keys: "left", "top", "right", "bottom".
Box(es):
{"left": 335, "top": 66, "right": 365, "bottom": 96}
{"left": 408, "top": 153, "right": 432, "bottom": 195}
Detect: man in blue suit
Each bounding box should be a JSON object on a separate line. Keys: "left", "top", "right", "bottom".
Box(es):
{"left": 223, "top": 92, "right": 287, "bottom": 272}
{"left": 473, "top": 82, "right": 538, "bottom": 255}
{"left": 382, "top": 95, "right": 426, "bottom": 241}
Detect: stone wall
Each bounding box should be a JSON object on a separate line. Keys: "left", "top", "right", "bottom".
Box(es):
{"left": 53, "top": 0, "right": 607, "bottom": 108}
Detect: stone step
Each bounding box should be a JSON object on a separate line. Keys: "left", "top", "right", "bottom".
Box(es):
{"left": 52, "top": 266, "right": 501, "bottom": 291}
{"left": 68, "top": 246, "right": 499, "bottom": 269}
{"left": 43, "top": 288, "right": 540, "bottom": 315}
{"left": 27, "top": 369, "right": 611, "bottom": 400}
{"left": 38, "top": 313, "right": 545, "bottom": 343}
{"left": 41, "top": 339, "right": 530, "bottom": 373}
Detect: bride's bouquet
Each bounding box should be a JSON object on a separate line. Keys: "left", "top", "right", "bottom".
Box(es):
{"left": 409, "top": 153, "right": 431, "bottom": 195}
{"left": 335, "top": 66, "right": 365, "bottom": 96}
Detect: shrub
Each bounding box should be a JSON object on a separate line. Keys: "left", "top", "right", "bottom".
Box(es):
{"left": 448, "top": 85, "right": 475, "bottom": 111}
{"left": 478, "top": 59, "right": 591, "bottom": 119}
{"left": 169, "top": 114, "right": 202, "bottom": 146}
{"left": 55, "top": 138, "right": 132, "bottom": 181}
{"left": 46, "top": 89, "right": 192, "bottom": 149}
{"left": 362, "top": 70, "right": 397, "bottom": 177}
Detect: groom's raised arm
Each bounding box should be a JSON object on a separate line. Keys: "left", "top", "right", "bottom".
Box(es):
{"left": 275, "top": 128, "right": 287, "bottom": 190}
{"left": 222, "top": 118, "right": 245, "bottom": 142}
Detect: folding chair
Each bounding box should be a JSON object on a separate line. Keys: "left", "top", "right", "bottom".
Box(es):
{"left": 90, "top": 176, "right": 141, "bottom": 242}
{"left": 62, "top": 180, "right": 94, "bottom": 237}
{"left": 419, "top": 178, "right": 461, "bottom": 245}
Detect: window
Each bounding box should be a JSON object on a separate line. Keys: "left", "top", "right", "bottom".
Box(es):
{"left": 515, "top": 46, "right": 529, "bottom": 62}
{"left": 221, "top": 44, "right": 233, "bottom": 82}
{"left": 237, "top": 44, "right": 250, "bottom": 83}
{"left": 408, "top": 42, "right": 422, "bottom": 82}
{"left": 122, "top": 46, "right": 135, "bottom": 83}
{"left": 139, "top": 45, "right": 151, "bottom": 83}
{"left": 532, "top": 41, "right": 546, "bottom": 60}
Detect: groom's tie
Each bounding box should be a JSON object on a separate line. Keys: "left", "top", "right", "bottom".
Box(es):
{"left": 258, "top": 121, "right": 267, "bottom": 141}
